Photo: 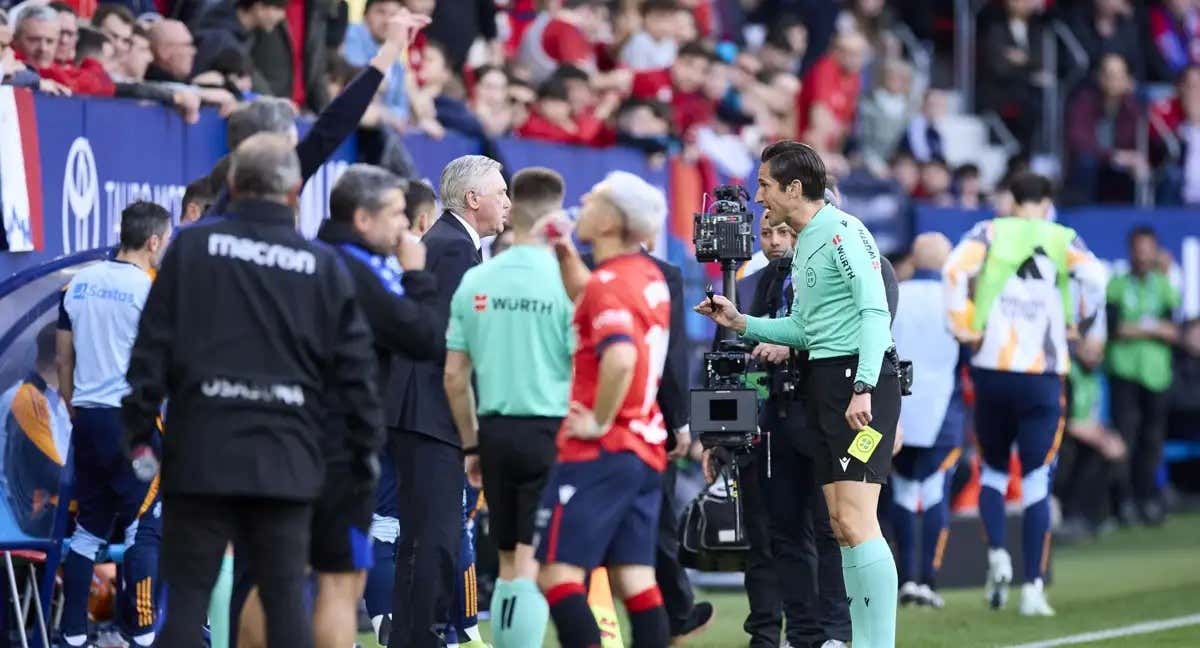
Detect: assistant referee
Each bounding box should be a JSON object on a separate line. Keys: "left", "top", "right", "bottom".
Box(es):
{"left": 443, "top": 167, "right": 574, "bottom": 648}
{"left": 696, "top": 142, "right": 902, "bottom": 648}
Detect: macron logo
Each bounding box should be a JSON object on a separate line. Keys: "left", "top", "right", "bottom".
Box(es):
{"left": 208, "top": 233, "right": 316, "bottom": 274}
{"left": 558, "top": 485, "right": 577, "bottom": 505}
{"left": 839, "top": 457, "right": 851, "bottom": 472}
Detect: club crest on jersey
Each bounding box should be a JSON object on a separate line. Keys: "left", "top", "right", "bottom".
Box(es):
{"left": 474, "top": 294, "right": 488, "bottom": 312}
{"left": 831, "top": 234, "right": 843, "bottom": 246}
{"left": 558, "top": 485, "right": 577, "bottom": 505}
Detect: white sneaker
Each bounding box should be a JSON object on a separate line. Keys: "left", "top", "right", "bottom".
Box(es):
{"left": 918, "top": 584, "right": 945, "bottom": 609}
{"left": 820, "top": 641, "right": 848, "bottom": 648}
{"left": 986, "top": 548, "right": 1013, "bottom": 610}
{"left": 899, "top": 580, "right": 922, "bottom": 606}
{"left": 1020, "top": 579, "right": 1056, "bottom": 617}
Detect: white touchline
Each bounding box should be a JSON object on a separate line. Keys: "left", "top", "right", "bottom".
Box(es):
{"left": 1003, "top": 613, "right": 1200, "bottom": 648}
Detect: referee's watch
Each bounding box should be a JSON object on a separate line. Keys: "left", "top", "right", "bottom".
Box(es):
{"left": 852, "top": 380, "right": 874, "bottom": 395}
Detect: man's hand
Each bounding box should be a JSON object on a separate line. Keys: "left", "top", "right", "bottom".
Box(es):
{"left": 893, "top": 421, "right": 903, "bottom": 456}
{"left": 38, "top": 78, "right": 71, "bottom": 95}
{"left": 701, "top": 448, "right": 717, "bottom": 484}
{"left": 396, "top": 232, "right": 426, "bottom": 271}
{"left": 173, "top": 90, "right": 201, "bottom": 124}
{"left": 464, "top": 454, "right": 483, "bottom": 489}
{"left": 694, "top": 294, "right": 745, "bottom": 332}
{"left": 563, "top": 401, "right": 606, "bottom": 440}
{"left": 372, "top": 9, "right": 432, "bottom": 72}
{"left": 752, "top": 343, "right": 790, "bottom": 364}
{"left": 668, "top": 425, "right": 691, "bottom": 460}
{"left": 845, "top": 392, "right": 872, "bottom": 430}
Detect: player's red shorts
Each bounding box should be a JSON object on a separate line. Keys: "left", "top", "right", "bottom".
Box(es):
{"left": 533, "top": 450, "right": 661, "bottom": 570}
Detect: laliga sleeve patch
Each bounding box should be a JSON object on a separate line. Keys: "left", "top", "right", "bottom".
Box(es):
{"left": 847, "top": 426, "right": 883, "bottom": 464}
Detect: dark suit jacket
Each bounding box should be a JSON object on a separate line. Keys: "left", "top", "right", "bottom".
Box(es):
{"left": 580, "top": 251, "right": 690, "bottom": 435}
{"left": 387, "top": 211, "right": 481, "bottom": 446}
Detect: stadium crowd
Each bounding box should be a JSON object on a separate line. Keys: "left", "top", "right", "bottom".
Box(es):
{"left": 1, "top": 0, "right": 1198, "bottom": 206}
{"left": 0, "top": 1, "right": 1198, "bottom": 648}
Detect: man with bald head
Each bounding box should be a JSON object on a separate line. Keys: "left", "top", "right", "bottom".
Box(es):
{"left": 146, "top": 19, "right": 196, "bottom": 82}
{"left": 122, "top": 133, "right": 384, "bottom": 648}
{"left": 888, "top": 232, "right": 962, "bottom": 610}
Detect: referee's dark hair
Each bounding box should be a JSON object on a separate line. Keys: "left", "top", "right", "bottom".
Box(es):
{"left": 1008, "top": 171, "right": 1054, "bottom": 205}
{"left": 509, "top": 167, "right": 565, "bottom": 231}
{"left": 119, "top": 201, "right": 171, "bottom": 251}
{"left": 761, "top": 141, "right": 827, "bottom": 200}
{"left": 329, "top": 164, "right": 408, "bottom": 223}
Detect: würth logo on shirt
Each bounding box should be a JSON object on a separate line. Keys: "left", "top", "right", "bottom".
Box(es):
{"left": 474, "top": 294, "right": 488, "bottom": 312}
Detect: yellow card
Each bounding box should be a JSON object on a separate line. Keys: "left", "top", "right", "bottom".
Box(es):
{"left": 847, "top": 426, "right": 884, "bottom": 464}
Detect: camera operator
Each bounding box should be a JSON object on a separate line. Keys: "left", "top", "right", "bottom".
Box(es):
{"left": 696, "top": 142, "right": 902, "bottom": 647}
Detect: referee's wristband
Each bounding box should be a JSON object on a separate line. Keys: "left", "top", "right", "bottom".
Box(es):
{"left": 462, "top": 446, "right": 479, "bottom": 456}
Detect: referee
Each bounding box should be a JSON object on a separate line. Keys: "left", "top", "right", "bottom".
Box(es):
{"left": 122, "top": 134, "right": 384, "bottom": 647}
{"left": 696, "top": 142, "right": 902, "bottom": 648}
{"left": 443, "top": 167, "right": 574, "bottom": 648}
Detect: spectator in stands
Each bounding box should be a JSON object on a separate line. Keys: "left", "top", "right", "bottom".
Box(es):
{"left": 192, "top": 46, "right": 257, "bottom": 99}
{"left": 1149, "top": 0, "right": 1200, "bottom": 79}
{"left": 904, "top": 87, "right": 947, "bottom": 163}
{"left": 507, "top": 76, "right": 536, "bottom": 129}
{"left": 978, "top": 0, "right": 1050, "bottom": 151}
{"left": 469, "top": 64, "right": 513, "bottom": 137}
{"left": 76, "top": 27, "right": 117, "bottom": 77}
{"left": 244, "top": 0, "right": 333, "bottom": 112}
{"left": 518, "top": 0, "right": 606, "bottom": 84}
{"left": 13, "top": 6, "right": 112, "bottom": 95}
{"left": 117, "top": 24, "right": 152, "bottom": 80}
{"left": 1154, "top": 64, "right": 1200, "bottom": 204}
{"left": 342, "top": 0, "right": 408, "bottom": 122}
{"left": 516, "top": 75, "right": 614, "bottom": 147}
{"left": 836, "top": 0, "right": 901, "bottom": 67}
{"left": 858, "top": 58, "right": 915, "bottom": 177}
{"left": 1067, "top": 0, "right": 1146, "bottom": 80}
{"left": 190, "top": 0, "right": 287, "bottom": 89}
{"left": 93, "top": 4, "right": 136, "bottom": 60}
{"left": 0, "top": 8, "right": 52, "bottom": 90}
{"left": 916, "top": 156, "right": 954, "bottom": 205}
{"left": 1107, "top": 225, "right": 1181, "bottom": 527}
{"left": 146, "top": 18, "right": 195, "bottom": 82}
{"left": 757, "top": 16, "right": 807, "bottom": 75}
{"left": 954, "top": 163, "right": 985, "bottom": 209}
{"left": 1065, "top": 53, "right": 1146, "bottom": 204}
{"left": 614, "top": 98, "right": 673, "bottom": 158}
{"left": 990, "top": 174, "right": 1016, "bottom": 216}
{"left": 630, "top": 40, "right": 716, "bottom": 137}
{"left": 180, "top": 178, "right": 214, "bottom": 224}
{"left": 619, "top": 0, "right": 685, "bottom": 71}
{"left": 424, "top": 0, "right": 496, "bottom": 72}
{"left": 796, "top": 29, "right": 868, "bottom": 155}
{"left": 49, "top": 2, "right": 77, "bottom": 65}
{"left": 1169, "top": 319, "right": 1200, "bottom": 442}
{"left": 890, "top": 150, "right": 920, "bottom": 196}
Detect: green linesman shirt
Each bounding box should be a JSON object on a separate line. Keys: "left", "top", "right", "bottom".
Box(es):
{"left": 743, "top": 204, "right": 893, "bottom": 387}
{"left": 1106, "top": 271, "right": 1179, "bottom": 392}
{"left": 446, "top": 245, "right": 575, "bottom": 417}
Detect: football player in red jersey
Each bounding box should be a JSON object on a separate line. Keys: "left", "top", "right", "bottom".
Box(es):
{"left": 533, "top": 171, "right": 673, "bottom": 648}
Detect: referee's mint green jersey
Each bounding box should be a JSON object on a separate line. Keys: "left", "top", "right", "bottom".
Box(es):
{"left": 446, "top": 245, "right": 574, "bottom": 417}
{"left": 743, "top": 204, "right": 893, "bottom": 386}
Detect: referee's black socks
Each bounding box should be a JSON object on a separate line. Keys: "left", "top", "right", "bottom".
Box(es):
{"left": 546, "top": 582, "right": 601, "bottom": 648}
{"left": 626, "top": 586, "right": 670, "bottom": 647}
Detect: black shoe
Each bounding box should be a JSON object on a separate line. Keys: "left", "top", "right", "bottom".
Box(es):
{"left": 1139, "top": 499, "right": 1167, "bottom": 527}
{"left": 377, "top": 614, "right": 391, "bottom": 646}
{"left": 670, "top": 602, "right": 715, "bottom": 645}
{"left": 1116, "top": 500, "right": 1138, "bottom": 527}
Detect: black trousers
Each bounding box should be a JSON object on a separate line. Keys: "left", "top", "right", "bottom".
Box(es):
{"left": 655, "top": 463, "right": 696, "bottom": 636}
{"left": 1056, "top": 436, "right": 1112, "bottom": 526}
{"left": 763, "top": 423, "right": 851, "bottom": 647}
{"left": 389, "top": 432, "right": 462, "bottom": 648}
{"left": 741, "top": 443, "right": 783, "bottom": 648}
{"left": 158, "top": 495, "right": 312, "bottom": 648}
{"left": 1109, "top": 377, "right": 1171, "bottom": 503}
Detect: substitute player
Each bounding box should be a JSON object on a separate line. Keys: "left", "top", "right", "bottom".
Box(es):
{"left": 890, "top": 233, "right": 963, "bottom": 609}
{"left": 533, "top": 171, "right": 672, "bottom": 648}
{"left": 56, "top": 202, "right": 172, "bottom": 648}
{"left": 696, "top": 142, "right": 902, "bottom": 647}
{"left": 444, "top": 167, "right": 573, "bottom": 648}
{"left": 943, "top": 172, "right": 1106, "bottom": 616}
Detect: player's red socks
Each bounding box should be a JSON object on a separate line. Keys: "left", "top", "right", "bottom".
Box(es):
{"left": 545, "top": 582, "right": 601, "bottom": 648}
{"left": 625, "top": 586, "right": 669, "bottom": 647}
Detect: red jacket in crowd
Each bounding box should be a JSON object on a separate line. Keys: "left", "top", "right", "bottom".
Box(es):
{"left": 630, "top": 68, "right": 714, "bottom": 137}
{"left": 16, "top": 53, "right": 115, "bottom": 96}
{"left": 516, "top": 108, "right": 614, "bottom": 147}
{"left": 797, "top": 54, "right": 861, "bottom": 149}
